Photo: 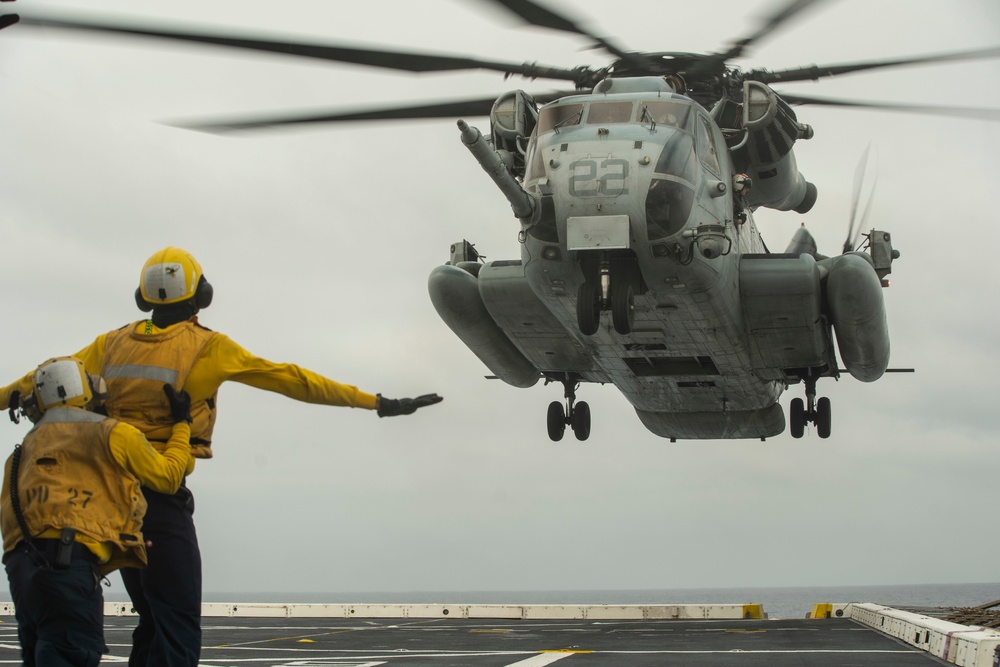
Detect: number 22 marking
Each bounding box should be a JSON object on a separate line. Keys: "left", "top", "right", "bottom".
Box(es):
{"left": 569, "top": 158, "right": 629, "bottom": 197}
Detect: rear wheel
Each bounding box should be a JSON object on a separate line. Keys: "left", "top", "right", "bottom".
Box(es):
{"left": 571, "top": 401, "right": 591, "bottom": 441}
{"left": 547, "top": 401, "right": 566, "bottom": 441}
{"left": 789, "top": 398, "right": 805, "bottom": 438}
{"left": 816, "top": 397, "right": 832, "bottom": 439}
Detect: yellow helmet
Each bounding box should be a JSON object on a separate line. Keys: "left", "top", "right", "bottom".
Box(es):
{"left": 136, "top": 247, "right": 213, "bottom": 311}
{"left": 32, "top": 357, "right": 93, "bottom": 412}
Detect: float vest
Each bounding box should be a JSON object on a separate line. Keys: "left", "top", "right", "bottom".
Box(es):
{"left": 1, "top": 408, "right": 148, "bottom": 575}
{"left": 102, "top": 320, "right": 217, "bottom": 459}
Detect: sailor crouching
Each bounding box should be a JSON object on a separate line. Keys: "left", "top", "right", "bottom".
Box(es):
{"left": 1, "top": 357, "right": 193, "bottom": 667}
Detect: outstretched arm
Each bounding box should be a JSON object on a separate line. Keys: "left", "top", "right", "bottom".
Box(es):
{"left": 186, "top": 333, "right": 380, "bottom": 408}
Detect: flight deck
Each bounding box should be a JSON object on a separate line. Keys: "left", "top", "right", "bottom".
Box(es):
{"left": 1, "top": 601, "right": 997, "bottom": 666}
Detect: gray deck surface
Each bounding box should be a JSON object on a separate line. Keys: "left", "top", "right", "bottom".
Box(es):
{"left": 0, "top": 615, "right": 948, "bottom": 665}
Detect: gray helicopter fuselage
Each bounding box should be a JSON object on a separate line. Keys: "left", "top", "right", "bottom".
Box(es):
{"left": 517, "top": 86, "right": 785, "bottom": 435}
{"left": 430, "top": 79, "right": 891, "bottom": 440}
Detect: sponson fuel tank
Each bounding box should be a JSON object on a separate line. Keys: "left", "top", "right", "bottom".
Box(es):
{"left": 819, "top": 252, "right": 890, "bottom": 382}
{"left": 428, "top": 263, "right": 540, "bottom": 388}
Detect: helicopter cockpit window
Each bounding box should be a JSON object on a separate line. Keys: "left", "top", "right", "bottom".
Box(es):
{"left": 697, "top": 116, "right": 722, "bottom": 175}
{"left": 524, "top": 140, "right": 545, "bottom": 183}
{"left": 648, "top": 132, "right": 697, "bottom": 239}
{"left": 537, "top": 104, "right": 584, "bottom": 134}
{"left": 639, "top": 101, "right": 691, "bottom": 129}
{"left": 586, "top": 102, "right": 634, "bottom": 125}
{"left": 654, "top": 132, "right": 697, "bottom": 183}
{"left": 646, "top": 179, "right": 694, "bottom": 240}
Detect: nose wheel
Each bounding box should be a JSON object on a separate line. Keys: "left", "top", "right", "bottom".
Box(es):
{"left": 576, "top": 258, "right": 636, "bottom": 336}
{"left": 545, "top": 375, "right": 591, "bottom": 441}
{"left": 789, "top": 377, "right": 831, "bottom": 439}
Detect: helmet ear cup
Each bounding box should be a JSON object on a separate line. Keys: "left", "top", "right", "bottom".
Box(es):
{"left": 135, "top": 287, "right": 154, "bottom": 313}
{"left": 195, "top": 276, "right": 213, "bottom": 310}
{"left": 136, "top": 279, "right": 210, "bottom": 313}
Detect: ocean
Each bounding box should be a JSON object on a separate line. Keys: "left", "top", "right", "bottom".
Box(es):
{"left": 142, "top": 583, "right": 1000, "bottom": 619}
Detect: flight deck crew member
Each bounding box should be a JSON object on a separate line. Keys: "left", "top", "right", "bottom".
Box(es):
{"left": 1, "top": 356, "right": 193, "bottom": 667}
{"left": 0, "top": 247, "right": 443, "bottom": 667}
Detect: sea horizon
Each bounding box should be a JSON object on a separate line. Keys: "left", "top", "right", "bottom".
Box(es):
{"left": 3, "top": 581, "right": 994, "bottom": 619}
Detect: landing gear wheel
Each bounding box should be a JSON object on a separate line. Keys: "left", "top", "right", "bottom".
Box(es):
{"left": 816, "top": 397, "right": 832, "bottom": 439}
{"left": 794, "top": 374, "right": 833, "bottom": 439}
{"left": 576, "top": 281, "right": 601, "bottom": 336}
{"left": 611, "top": 280, "right": 634, "bottom": 335}
{"left": 789, "top": 398, "right": 805, "bottom": 439}
{"left": 547, "top": 401, "right": 566, "bottom": 441}
{"left": 571, "top": 401, "right": 591, "bottom": 441}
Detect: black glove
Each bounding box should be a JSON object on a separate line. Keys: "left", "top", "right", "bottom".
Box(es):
{"left": 7, "top": 390, "right": 20, "bottom": 424}
{"left": 377, "top": 393, "right": 443, "bottom": 417}
{"left": 0, "top": 14, "right": 19, "bottom": 32}
{"left": 163, "top": 384, "right": 193, "bottom": 424}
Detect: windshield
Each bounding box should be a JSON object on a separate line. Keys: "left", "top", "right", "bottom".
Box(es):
{"left": 586, "top": 101, "right": 633, "bottom": 125}
{"left": 537, "top": 104, "right": 584, "bottom": 134}
{"left": 639, "top": 101, "right": 691, "bottom": 129}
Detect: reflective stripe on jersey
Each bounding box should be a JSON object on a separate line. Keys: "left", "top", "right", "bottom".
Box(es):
{"left": 104, "top": 364, "right": 179, "bottom": 385}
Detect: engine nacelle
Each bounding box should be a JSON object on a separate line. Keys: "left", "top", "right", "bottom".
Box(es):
{"left": 819, "top": 252, "right": 890, "bottom": 382}
{"left": 741, "top": 81, "right": 817, "bottom": 214}
{"left": 489, "top": 90, "right": 538, "bottom": 179}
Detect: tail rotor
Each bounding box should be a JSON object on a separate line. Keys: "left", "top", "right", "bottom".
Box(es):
{"left": 844, "top": 144, "right": 879, "bottom": 253}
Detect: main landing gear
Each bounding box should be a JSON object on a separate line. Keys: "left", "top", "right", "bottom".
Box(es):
{"left": 788, "top": 376, "right": 831, "bottom": 439}
{"left": 546, "top": 374, "right": 591, "bottom": 441}
{"left": 576, "top": 258, "right": 635, "bottom": 336}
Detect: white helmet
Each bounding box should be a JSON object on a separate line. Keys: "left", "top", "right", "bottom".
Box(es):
{"left": 32, "top": 357, "right": 100, "bottom": 413}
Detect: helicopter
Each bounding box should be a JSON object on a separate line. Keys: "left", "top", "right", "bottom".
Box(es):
{"left": 4, "top": 0, "right": 999, "bottom": 443}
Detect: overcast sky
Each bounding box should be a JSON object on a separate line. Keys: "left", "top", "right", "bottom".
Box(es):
{"left": 1, "top": 0, "right": 998, "bottom": 603}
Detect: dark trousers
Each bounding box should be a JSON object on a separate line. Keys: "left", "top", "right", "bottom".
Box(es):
{"left": 120, "top": 483, "right": 202, "bottom": 667}
{"left": 5, "top": 547, "right": 106, "bottom": 667}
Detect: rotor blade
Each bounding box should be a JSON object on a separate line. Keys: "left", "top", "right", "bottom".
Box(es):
{"left": 777, "top": 92, "right": 1000, "bottom": 121}
{"left": 844, "top": 144, "right": 877, "bottom": 254}
{"left": 755, "top": 45, "right": 1000, "bottom": 83}
{"left": 172, "top": 90, "right": 578, "bottom": 133}
{"left": 19, "top": 14, "right": 593, "bottom": 84}
{"left": 483, "top": 0, "right": 631, "bottom": 60}
{"left": 714, "top": 0, "right": 829, "bottom": 61}
{"left": 171, "top": 98, "right": 500, "bottom": 133}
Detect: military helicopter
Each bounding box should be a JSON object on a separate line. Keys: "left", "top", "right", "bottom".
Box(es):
{"left": 6, "top": 0, "right": 999, "bottom": 442}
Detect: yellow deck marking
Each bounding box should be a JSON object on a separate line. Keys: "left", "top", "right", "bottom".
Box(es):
{"left": 541, "top": 648, "right": 595, "bottom": 653}
{"left": 470, "top": 629, "right": 513, "bottom": 634}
